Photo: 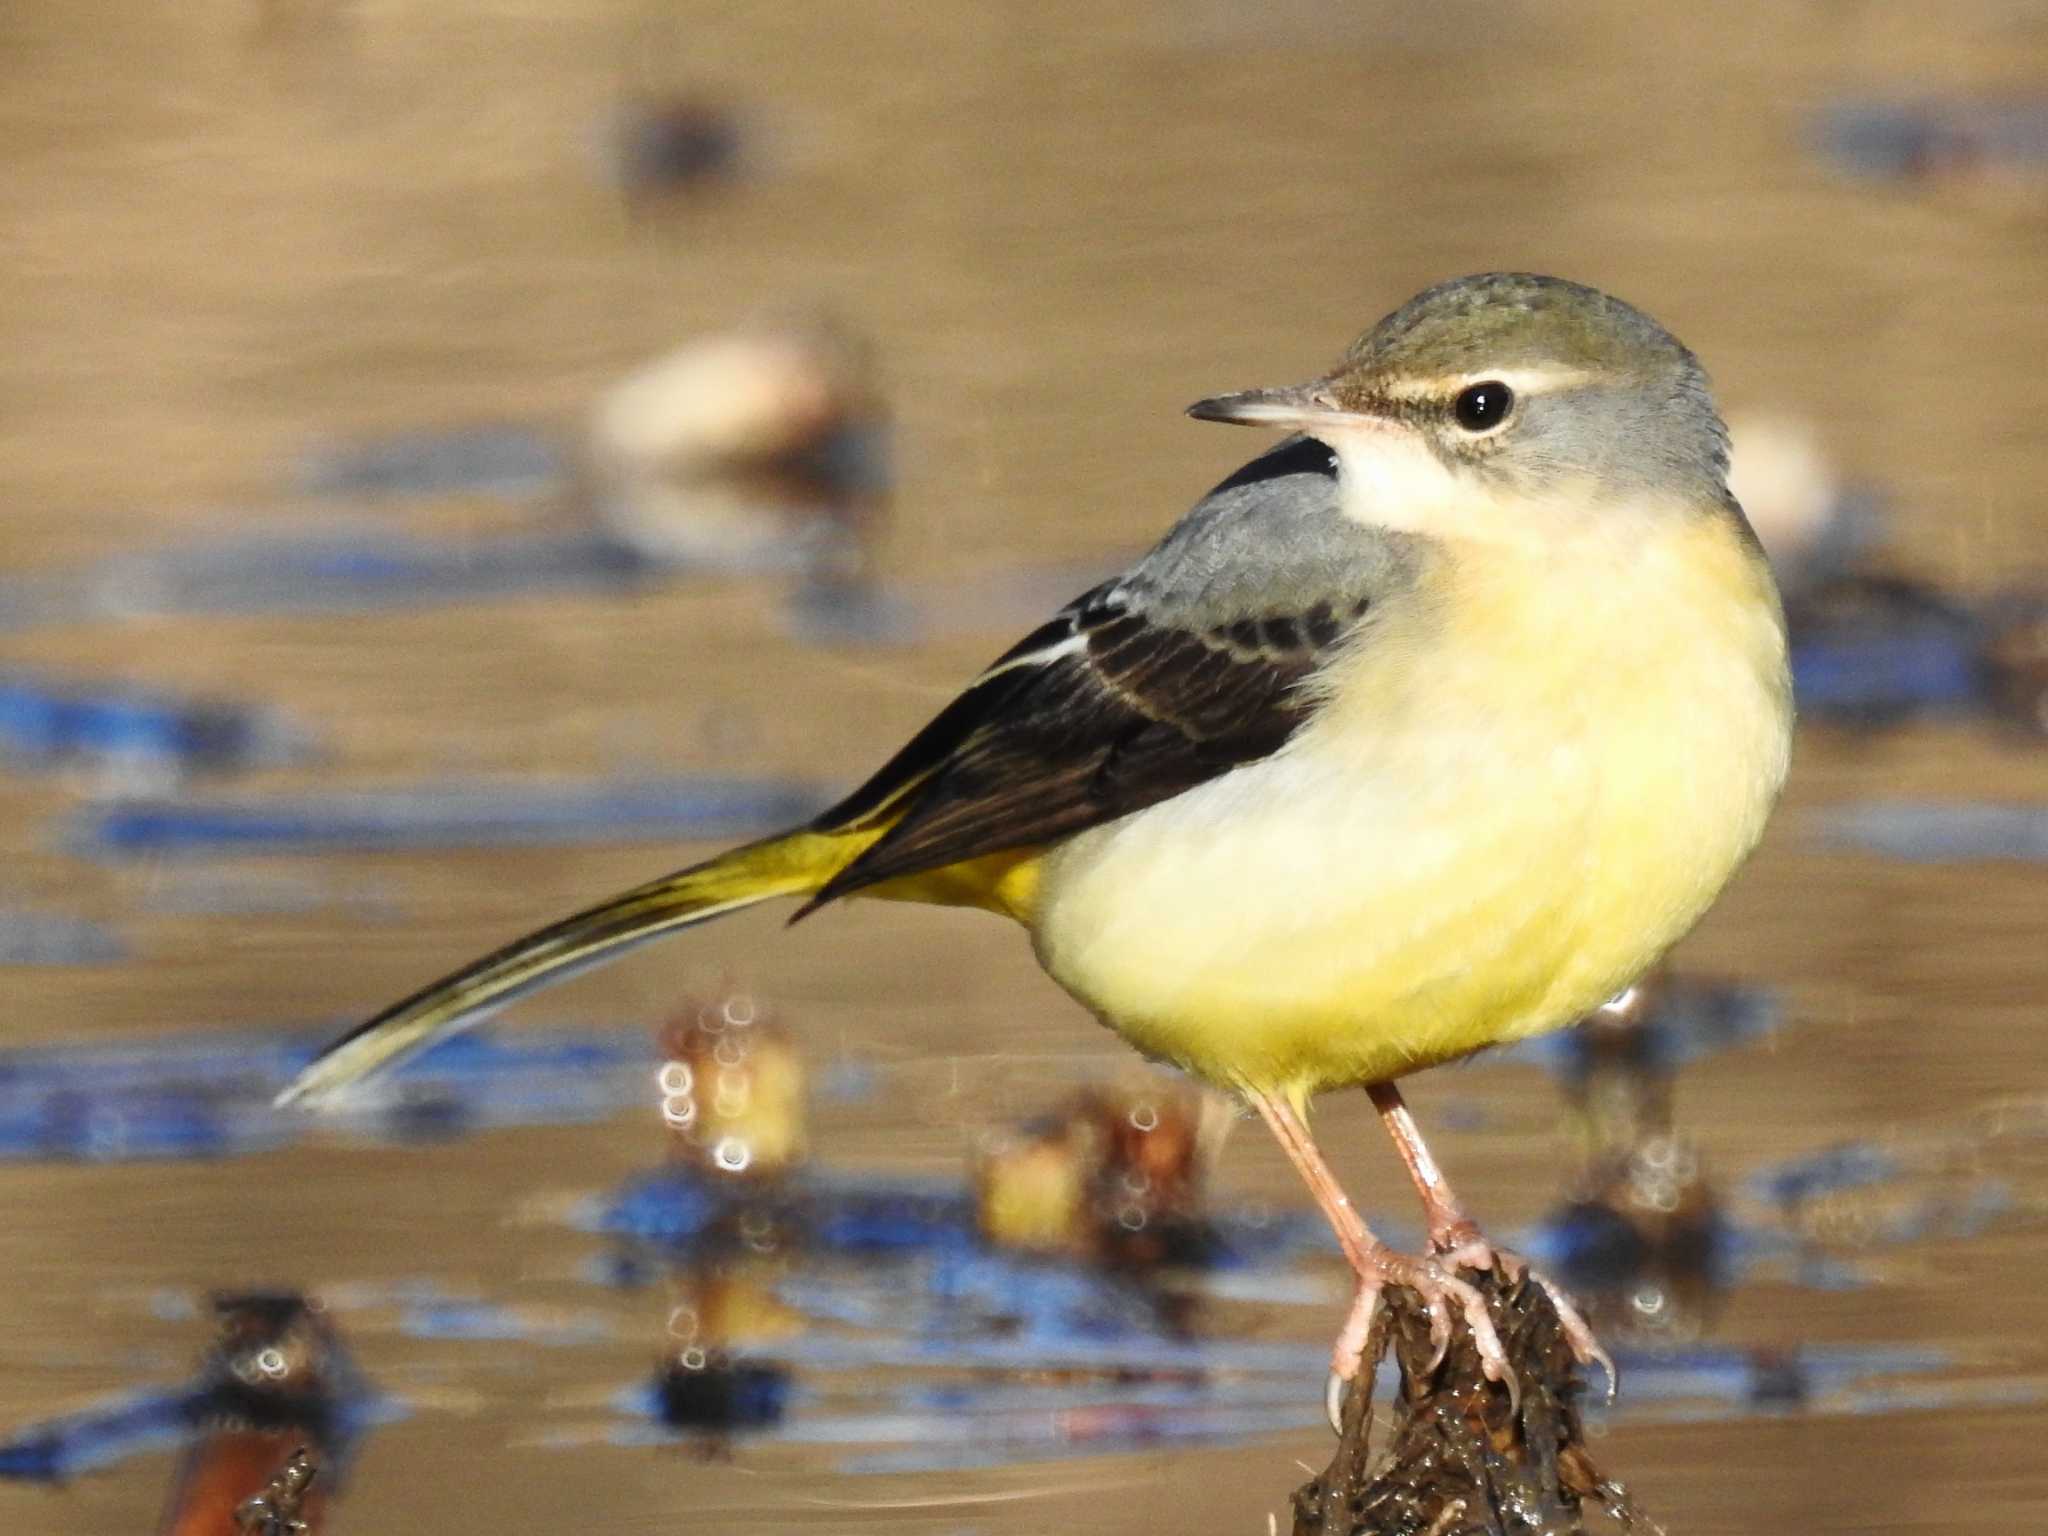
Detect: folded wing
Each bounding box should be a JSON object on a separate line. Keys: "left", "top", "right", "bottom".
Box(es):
{"left": 807, "top": 434, "right": 1419, "bottom": 904}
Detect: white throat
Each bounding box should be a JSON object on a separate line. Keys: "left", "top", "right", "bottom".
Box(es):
{"left": 1319, "top": 424, "right": 1469, "bottom": 536}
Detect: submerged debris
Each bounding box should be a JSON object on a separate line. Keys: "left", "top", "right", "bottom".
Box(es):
{"left": 596, "top": 96, "right": 748, "bottom": 203}
{"left": 646, "top": 994, "right": 806, "bottom": 1439}
{"left": 1725, "top": 412, "right": 1881, "bottom": 601}
{"left": 0, "top": 673, "right": 307, "bottom": 786}
{"left": 658, "top": 991, "right": 808, "bottom": 1178}
{"left": 1292, "top": 1270, "right": 1658, "bottom": 1536}
{"left": 0, "top": 1290, "right": 358, "bottom": 1489}
{"left": 586, "top": 318, "right": 889, "bottom": 580}
{"left": 233, "top": 1447, "right": 319, "bottom": 1535}
{"left": 1721, "top": 410, "right": 2047, "bottom": 733}
{"left": 1984, "top": 593, "right": 2048, "bottom": 736}
{"left": 1786, "top": 576, "right": 1989, "bottom": 726}
{"left": 588, "top": 321, "right": 885, "bottom": 497}
{"left": 973, "top": 1083, "right": 1224, "bottom": 1266}
{"left": 1815, "top": 97, "right": 2048, "bottom": 185}
{"left": 157, "top": 1294, "right": 351, "bottom": 1535}
{"left": 652, "top": 1352, "right": 789, "bottom": 1432}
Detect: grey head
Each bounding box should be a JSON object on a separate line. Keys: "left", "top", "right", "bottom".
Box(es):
{"left": 1190, "top": 273, "right": 1732, "bottom": 508}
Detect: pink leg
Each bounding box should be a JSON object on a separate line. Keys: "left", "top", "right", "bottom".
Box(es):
{"left": 1368, "top": 1081, "right": 1616, "bottom": 1396}
{"left": 1366, "top": 1081, "right": 1485, "bottom": 1252}
{"left": 1247, "top": 1090, "right": 1511, "bottom": 1424}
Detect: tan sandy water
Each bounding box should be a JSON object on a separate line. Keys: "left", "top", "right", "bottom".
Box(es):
{"left": 1, "top": 2, "right": 2045, "bottom": 1530}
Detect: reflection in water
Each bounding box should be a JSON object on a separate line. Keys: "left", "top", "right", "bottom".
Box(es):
{"left": 0, "top": 1000, "right": 2026, "bottom": 1494}
{"left": 1813, "top": 800, "right": 2048, "bottom": 862}
{"left": 156, "top": 1296, "right": 347, "bottom": 1536}
{"left": 67, "top": 777, "right": 832, "bottom": 861}
{"left": 1747, "top": 1115, "right": 2029, "bottom": 1259}
{"left": 1527, "top": 976, "right": 1737, "bottom": 1346}
{"left": 0, "top": 526, "right": 802, "bottom": 633}
{"left": 2, "top": 316, "right": 892, "bottom": 644}
{"left": 0, "top": 674, "right": 308, "bottom": 789}
{"left": 0, "top": 1027, "right": 659, "bottom": 1163}
{"left": 973, "top": 1084, "right": 1224, "bottom": 1267}
{"left": 596, "top": 1003, "right": 1333, "bottom": 1460}
{"left": 579, "top": 995, "right": 2016, "bottom": 1475}
{"left": 1784, "top": 575, "right": 2048, "bottom": 736}
{"left": 1517, "top": 972, "right": 2026, "bottom": 1334}
{"left": 648, "top": 994, "right": 805, "bottom": 1444}
{"left": 1729, "top": 410, "right": 2046, "bottom": 735}
{"left": 2, "top": 2, "right": 2046, "bottom": 1530}
{"left": 653, "top": 1264, "right": 798, "bottom": 1440}
{"left": 0, "top": 1290, "right": 375, "bottom": 1527}
{"left": 657, "top": 991, "right": 810, "bottom": 1178}
{"left": 0, "top": 904, "right": 126, "bottom": 967}
{"left": 295, "top": 423, "right": 566, "bottom": 504}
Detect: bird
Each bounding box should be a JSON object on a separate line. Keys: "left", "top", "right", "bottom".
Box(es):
{"left": 279, "top": 272, "right": 1793, "bottom": 1416}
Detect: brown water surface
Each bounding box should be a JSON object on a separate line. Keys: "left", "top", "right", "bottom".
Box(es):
{"left": 1, "top": 3, "right": 2046, "bottom": 1531}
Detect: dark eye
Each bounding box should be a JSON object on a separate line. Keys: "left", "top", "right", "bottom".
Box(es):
{"left": 1453, "top": 381, "right": 1514, "bottom": 432}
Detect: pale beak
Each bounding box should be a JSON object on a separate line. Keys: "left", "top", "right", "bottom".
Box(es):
{"left": 1184, "top": 381, "right": 1376, "bottom": 431}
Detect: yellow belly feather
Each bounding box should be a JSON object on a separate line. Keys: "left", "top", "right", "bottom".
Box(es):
{"left": 1022, "top": 506, "right": 1790, "bottom": 1105}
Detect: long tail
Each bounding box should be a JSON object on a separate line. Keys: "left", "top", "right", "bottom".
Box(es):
{"left": 275, "top": 827, "right": 869, "bottom": 1108}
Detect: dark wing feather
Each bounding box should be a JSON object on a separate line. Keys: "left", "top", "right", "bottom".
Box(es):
{"left": 815, "top": 604, "right": 1090, "bottom": 832}
{"left": 805, "top": 589, "right": 1334, "bottom": 907}
{"left": 799, "top": 430, "right": 1417, "bottom": 910}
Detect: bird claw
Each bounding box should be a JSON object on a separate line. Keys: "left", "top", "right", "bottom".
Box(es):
{"left": 1421, "top": 1290, "right": 1453, "bottom": 1373}
{"left": 1324, "top": 1275, "right": 1381, "bottom": 1434}
{"left": 1530, "top": 1268, "right": 1619, "bottom": 1403}
{"left": 1324, "top": 1369, "right": 1349, "bottom": 1435}
{"left": 1395, "top": 1254, "right": 1512, "bottom": 1403}
{"left": 1428, "top": 1229, "right": 1616, "bottom": 1405}
{"left": 1325, "top": 1246, "right": 1518, "bottom": 1431}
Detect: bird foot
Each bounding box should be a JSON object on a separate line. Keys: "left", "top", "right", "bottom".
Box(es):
{"left": 1324, "top": 1241, "right": 1512, "bottom": 1431}
{"left": 1430, "top": 1225, "right": 1617, "bottom": 1403}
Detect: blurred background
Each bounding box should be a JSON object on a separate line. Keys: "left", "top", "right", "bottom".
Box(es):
{"left": 1, "top": 2, "right": 2045, "bottom": 1531}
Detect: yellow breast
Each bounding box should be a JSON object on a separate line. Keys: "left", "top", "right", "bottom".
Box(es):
{"left": 1029, "top": 501, "right": 1791, "bottom": 1103}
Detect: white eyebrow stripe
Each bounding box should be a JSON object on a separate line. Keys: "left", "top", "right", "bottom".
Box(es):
{"left": 1377, "top": 365, "right": 1598, "bottom": 401}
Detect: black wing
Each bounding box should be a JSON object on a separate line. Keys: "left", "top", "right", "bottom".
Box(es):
{"left": 804, "top": 434, "right": 1404, "bottom": 906}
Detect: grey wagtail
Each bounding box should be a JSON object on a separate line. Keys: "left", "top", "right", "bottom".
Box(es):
{"left": 281, "top": 273, "right": 1793, "bottom": 1411}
